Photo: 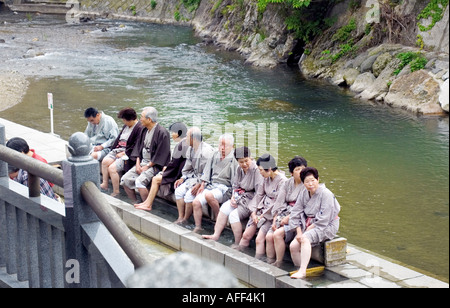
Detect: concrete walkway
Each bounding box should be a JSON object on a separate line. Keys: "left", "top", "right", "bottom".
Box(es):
{"left": 0, "top": 118, "right": 68, "bottom": 164}
{"left": 0, "top": 118, "right": 448, "bottom": 288}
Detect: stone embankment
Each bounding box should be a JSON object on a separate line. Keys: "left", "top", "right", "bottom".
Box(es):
{"left": 74, "top": 0, "right": 450, "bottom": 115}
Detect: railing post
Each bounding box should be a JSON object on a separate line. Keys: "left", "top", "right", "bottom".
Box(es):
{"left": 0, "top": 124, "right": 7, "bottom": 267}
{"left": 0, "top": 124, "right": 6, "bottom": 178}
{"left": 62, "top": 132, "right": 100, "bottom": 288}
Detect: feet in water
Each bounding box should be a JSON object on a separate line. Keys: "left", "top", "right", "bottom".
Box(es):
{"left": 202, "top": 234, "right": 219, "bottom": 241}
{"left": 134, "top": 201, "right": 152, "bottom": 212}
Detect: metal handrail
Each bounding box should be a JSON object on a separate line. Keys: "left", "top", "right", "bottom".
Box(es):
{"left": 0, "top": 144, "right": 64, "bottom": 187}
{"left": 81, "top": 181, "right": 154, "bottom": 268}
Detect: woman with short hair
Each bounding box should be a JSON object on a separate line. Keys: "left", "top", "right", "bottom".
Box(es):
{"left": 289, "top": 167, "right": 341, "bottom": 279}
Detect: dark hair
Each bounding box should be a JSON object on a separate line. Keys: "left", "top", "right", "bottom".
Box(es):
{"left": 300, "top": 167, "right": 319, "bottom": 183}
{"left": 256, "top": 153, "right": 277, "bottom": 171}
{"left": 6, "top": 137, "right": 30, "bottom": 154}
{"left": 84, "top": 107, "right": 99, "bottom": 118}
{"left": 234, "top": 146, "right": 251, "bottom": 160}
{"left": 118, "top": 107, "right": 137, "bottom": 121}
{"left": 288, "top": 156, "right": 308, "bottom": 173}
{"left": 169, "top": 122, "right": 188, "bottom": 138}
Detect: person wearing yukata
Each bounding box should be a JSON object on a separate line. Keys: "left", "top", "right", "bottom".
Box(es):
{"left": 134, "top": 122, "right": 189, "bottom": 211}
{"left": 265, "top": 156, "right": 307, "bottom": 267}
{"left": 289, "top": 167, "right": 341, "bottom": 279}
{"left": 120, "top": 107, "right": 171, "bottom": 202}
{"left": 238, "top": 154, "right": 288, "bottom": 260}
{"left": 100, "top": 107, "right": 143, "bottom": 197}
{"left": 202, "top": 146, "right": 263, "bottom": 246}
{"left": 173, "top": 127, "right": 215, "bottom": 225}
{"left": 191, "top": 133, "right": 238, "bottom": 233}
{"left": 84, "top": 107, "right": 119, "bottom": 161}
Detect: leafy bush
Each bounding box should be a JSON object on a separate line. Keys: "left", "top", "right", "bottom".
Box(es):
{"left": 394, "top": 52, "right": 427, "bottom": 75}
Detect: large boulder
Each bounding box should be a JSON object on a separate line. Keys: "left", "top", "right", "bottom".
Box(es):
{"left": 350, "top": 72, "right": 376, "bottom": 93}
{"left": 439, "top": 79, "right": 449, "bottom": 112}
{"left": 384, "top": 70, "right": 443, "bottom": 114}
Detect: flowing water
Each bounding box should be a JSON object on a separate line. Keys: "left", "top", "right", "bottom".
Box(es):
{"left": 1, "top": 12, "right": 448, "bottom": 282}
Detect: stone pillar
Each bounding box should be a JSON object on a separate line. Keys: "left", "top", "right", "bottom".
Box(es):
{"left": 0, "top": 124, "right": 6, "bottom": 178}
{"left": 62, "top": 132, "right": 100, "bottom": 288}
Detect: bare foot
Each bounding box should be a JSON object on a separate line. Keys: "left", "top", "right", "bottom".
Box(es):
{"left": 290, "top": 270, "right": 306, "bottom": 279}
{"left": 202, "top": 234, "right": 219, "bottom": 241}
{"left": 110, "top": 191, "right": 120, "bottom": 197}
{"left": 174, "top": 218, "right": 186, "bottom": 225}
{"left": 135, "top": 204, "right": 152, "bottom": 212}
{"left": 193, "top": 226, "right": 204, "bottom": 233}
{"left": 100, "top": 182, "right": 109, "bottom": 190}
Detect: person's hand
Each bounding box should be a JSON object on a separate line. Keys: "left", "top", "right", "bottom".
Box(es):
{"left": 191, "top": 183, "right": 201, "bottom": 196}
{"left": 230, "top": 196, "right": 237, "bottom": 208}
{"left": 280, "top": 215, "right": 289, "bottom": 226}
{"left": 93, "top": 145, "right": 103, "bottom": 152}
{"left": 174, "top": 178, "right": 184, "bottom": 188}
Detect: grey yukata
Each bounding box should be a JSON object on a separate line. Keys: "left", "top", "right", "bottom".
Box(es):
{"left": 271, "top": 177, "right": 305, "bottom": 229}
{"left": 200, "top": 150, "right": 238, "bottom": 202}
{"left": 246, "top": 172, "right": 288, "bottom": 233}
{"left": 288, "top": 183, "right": 340, "bottom": 246}
{"left": 229, "top": 160, "right": 264, "bottom": 221}
{"left": 175, "top": 142, "right": 215, "bottom": 202}
{"left": 84, "top": 112, "right": 119, "bottom": 159}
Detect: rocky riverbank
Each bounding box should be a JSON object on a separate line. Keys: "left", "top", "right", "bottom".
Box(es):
{"left": 2, "top": 0, "right": 449, "bottom": 115}
{"left": 78, "top": 0, "right": 450, "bottom": 115}
{"left": 0, "top": 71, "right": 29, "bottom": 112}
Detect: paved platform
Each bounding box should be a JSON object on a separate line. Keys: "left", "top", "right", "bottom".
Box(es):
{"left": 0, "top": 118, "right": 448, "bottom": 288}
{"left": 0, "top": 118, "right": 68, "bottom": 164}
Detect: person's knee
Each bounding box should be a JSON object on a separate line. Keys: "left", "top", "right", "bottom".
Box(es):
{"left": 290, "top": 240, "right": 299, "bottom": 252}
{"left": 204, "top": 191, "right": 216, "bottom": 203}
{"left": 152, "top": 174, "right": 161, "bottom": 184}
{"left": 273, "top": 229, "right": 284, "bottom": 241}
{"left": 255, "top": 234, "right": 265, "bottom": 246}
{"left": 266, "top": 232, "right": 274, "bottom": 242}
{"left": 192, "top": 199, "right": 202, "bottom": 211}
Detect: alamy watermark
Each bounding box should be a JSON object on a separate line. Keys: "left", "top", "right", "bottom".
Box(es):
{"left": 365, "top": 0, "right": 381, "bottom": 24}
{"left": 191, "top": 115, "right": 279, "bottom": 162}
{"left": 66, "top": 0, "right": 81, "bottom": 24}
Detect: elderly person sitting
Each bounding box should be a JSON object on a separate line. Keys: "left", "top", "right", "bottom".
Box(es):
{"left": 191, "top": 133, "right": 238, "bottom": 233}
{"left": 202, "top": 146, "right": 263, "bottom": 245}
{"left": 289, "top": 167, "right": 341, "bottom": 279}
{"left": 134, "top": 122, "right": 189, "bottom": 211}
{"left": 120, "top": 107, "right": 171, "bottom": 202}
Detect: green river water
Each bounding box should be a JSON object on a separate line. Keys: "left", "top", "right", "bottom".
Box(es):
{"left": 0, "top": 13, "right": 448, "bottom": 282}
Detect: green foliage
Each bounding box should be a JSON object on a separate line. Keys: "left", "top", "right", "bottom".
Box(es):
{"left": 257, "top": 0, "right": 312, "bottom": 12}
{"left": 182, "top": 0, "right": 201, "bottom": 12}
{"left": 393, "top": 52, "right": 427, "bottom": 75}
{"left": 129, "top": 5, "right": 137, "bottom": 16}
{"left": 285, "top": 11, "right": 322, "bottom": 43}
{"left": 417, "top": 0, "right": 449, "bottom": 31}
{"left": 151, "top": 0, "right": 157, "bottom": 10}
{"left": 282, "top": 1, "right": 335, "bottom": 43}
{"left": 332, "top": 18, "right": 356, "bottom": 42}
{"left": 174, "top": 9, "right": 181, "bottom": 21}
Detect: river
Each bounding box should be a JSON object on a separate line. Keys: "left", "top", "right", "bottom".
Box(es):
{"left": 0, "top": 12, "right": 448, "bottom": 282}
